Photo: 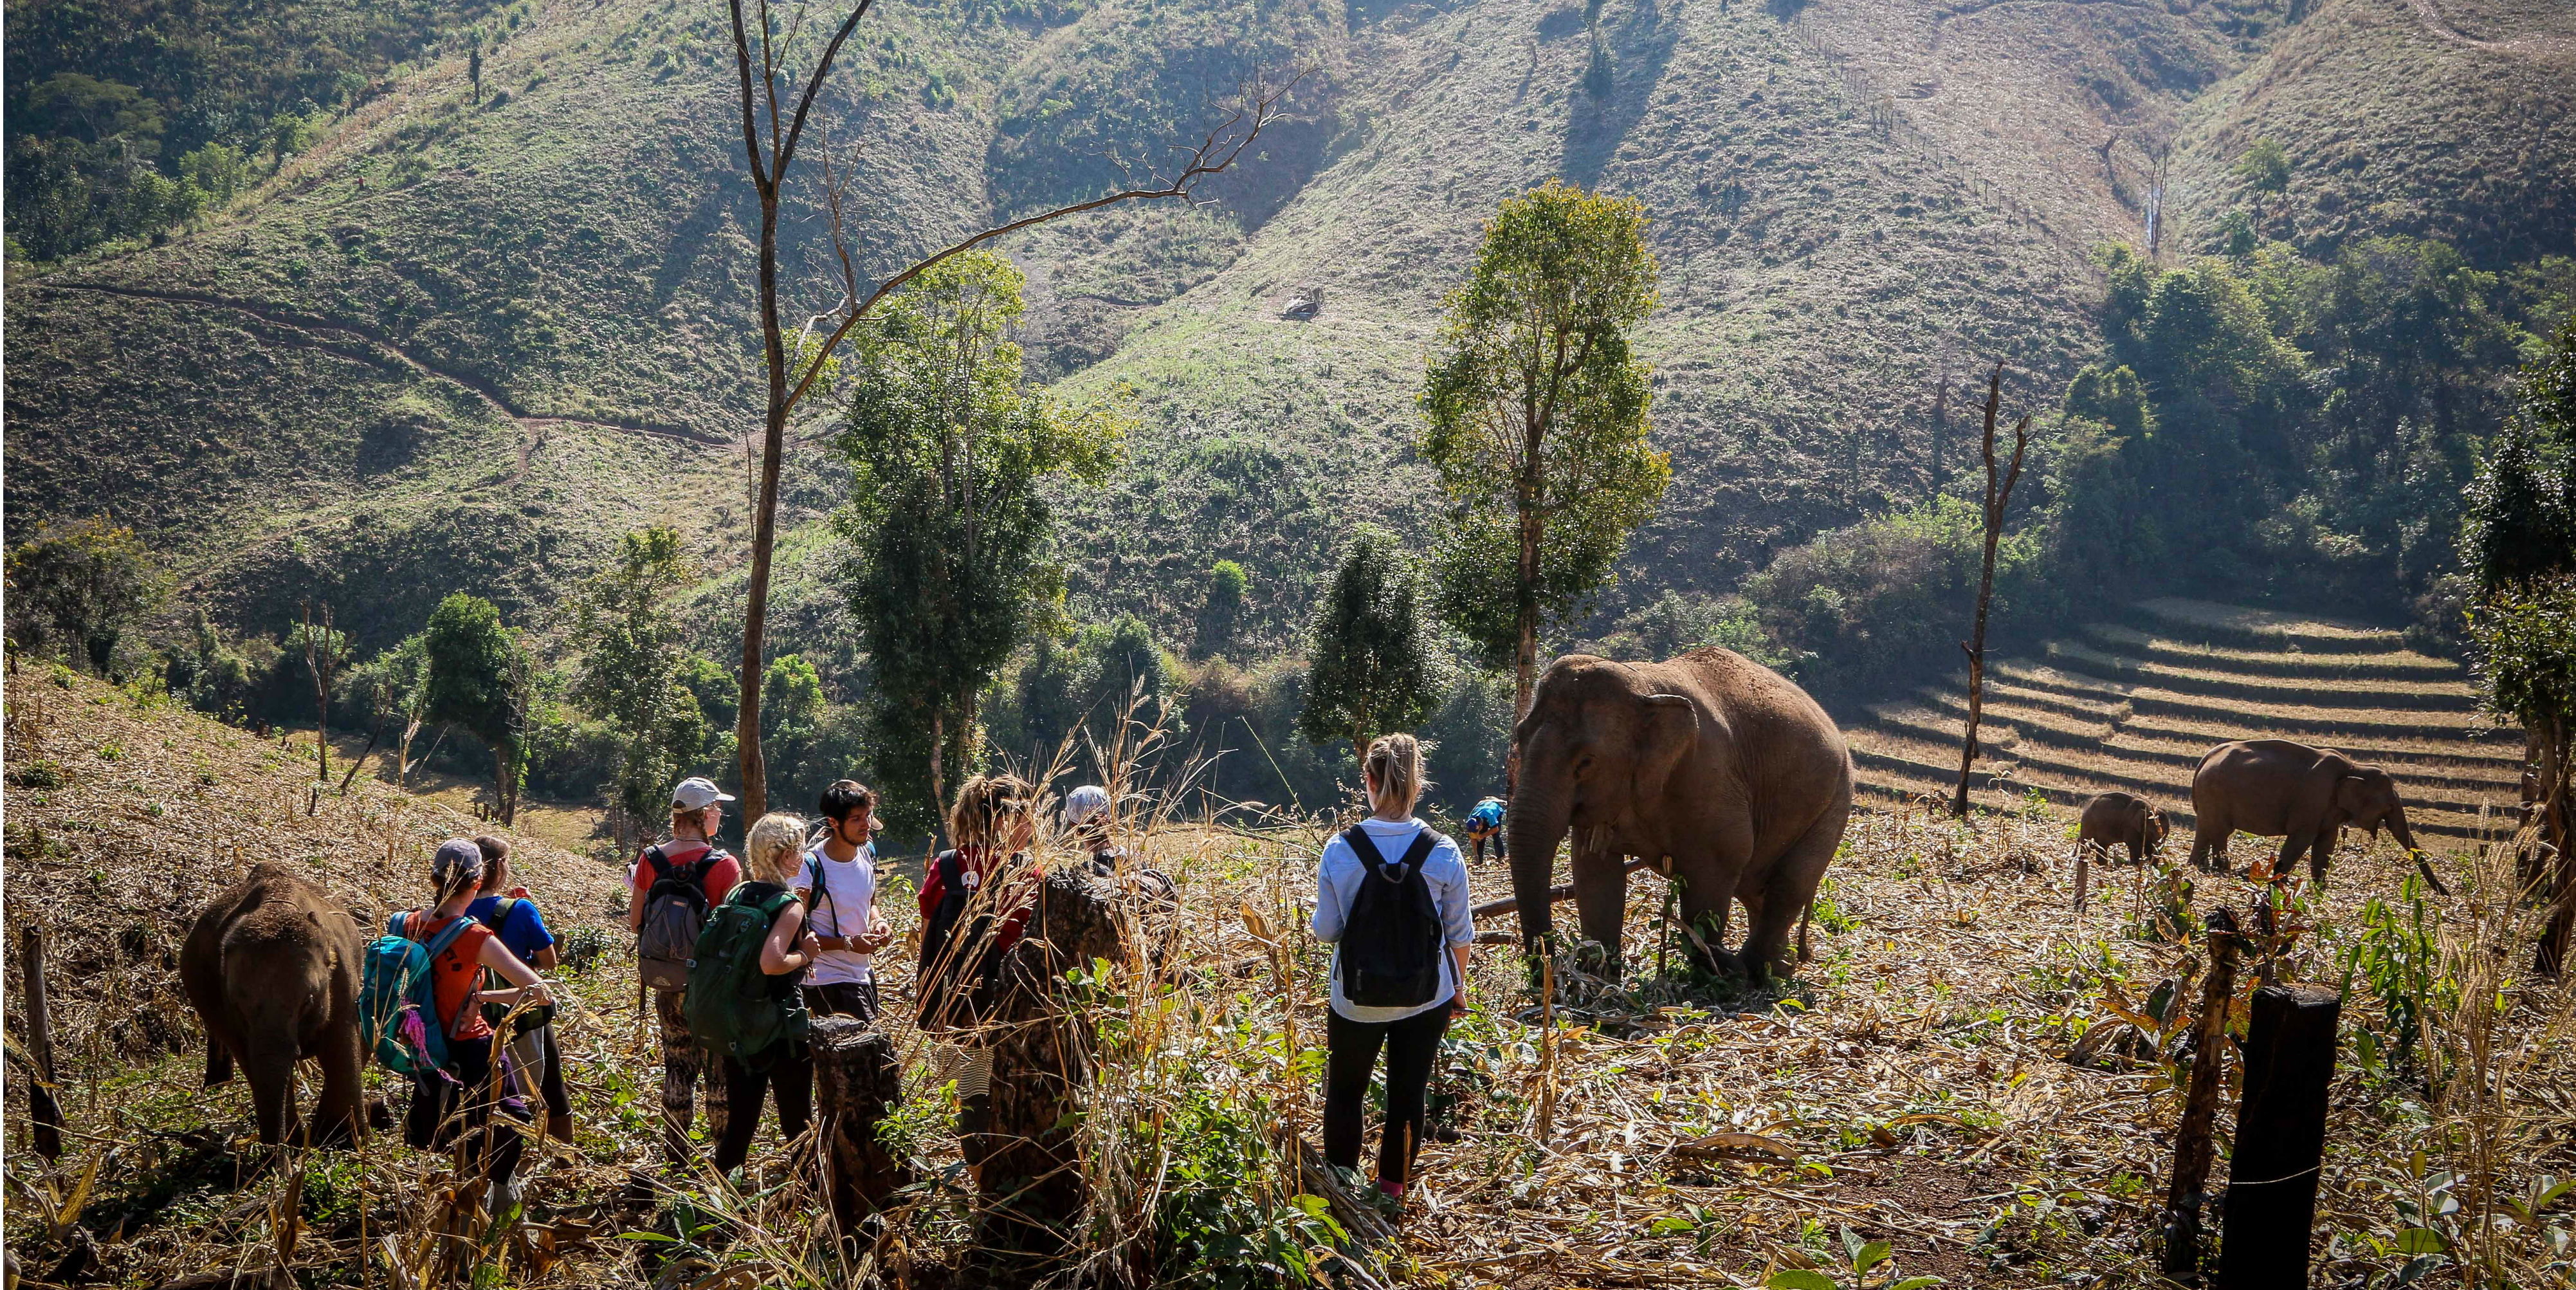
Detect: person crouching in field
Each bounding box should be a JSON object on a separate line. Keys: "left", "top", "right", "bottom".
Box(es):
{"left": 630, "top": 777, "right": 742, "bottom": 1164}
{"left": 468, "top": 835, "right": 572, "bottom": 1144}
{"left": 404, "top": 838, "right": 554, "bottom": 1213}
{"left": 917, "top": 773, "right": 1043, "bottom": 1170}
{"left": 798, "top": 780, "right": 892, "bottom": 1022}
{"left": 1311, "top": 734, "right": 1474, "bottom": 1208}
{"left": 1462, "top": 795, "right": 1507, "bottom": 866}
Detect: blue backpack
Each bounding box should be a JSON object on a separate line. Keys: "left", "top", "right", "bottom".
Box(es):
{"left": 360, "top": 912, "right": 476, "bottom": 1080}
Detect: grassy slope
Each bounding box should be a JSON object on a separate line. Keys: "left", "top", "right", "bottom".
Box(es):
{"left": 8, "top": 0, "right": 2572, "bottom": 662}
{"left": 2170, "top": 0, "right": 2576, "bottom": 264}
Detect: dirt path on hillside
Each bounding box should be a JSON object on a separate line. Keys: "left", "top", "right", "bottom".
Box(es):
{"left": 2401, "top": 0, "right": 2576, "bottom": 59}
{"left": 32, "top": 281, "right": 733, "bottom": 450}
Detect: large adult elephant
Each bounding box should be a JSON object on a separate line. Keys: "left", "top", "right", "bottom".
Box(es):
{"left": 1506, "top": 649, "right": 1852, "bottom": 983}
{"left": 2189, "top": 739, "right": 2447, "bottom": 894}
{"left": 179, "top": 863, "right": 365, "bottom": 1146}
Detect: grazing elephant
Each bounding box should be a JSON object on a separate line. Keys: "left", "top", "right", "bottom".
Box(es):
{"left": 1506, "top": 649, "right": 1852, "bottom": 984}
{"left": 2188, "top": 739, "right": 2447, "bottom": 894}
{"left": 2077, "top": 791, "right": 2168, "bottom": 864}
{"left": 179, "top": 863, "right": 364, "bottom": 1146}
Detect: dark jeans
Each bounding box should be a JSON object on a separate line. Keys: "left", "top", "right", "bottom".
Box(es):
{"left": 712, "top": 1049, "right": 814, "bottom": 1173}
{"left": 405, "top": 1035, "right": 525, "bottom": 1191}
{"left": 1324, "top": 1002, "right": 1452, "bottom": 1185}
{"left": 803, "top": 980, "right": 880, "bottom": 1024}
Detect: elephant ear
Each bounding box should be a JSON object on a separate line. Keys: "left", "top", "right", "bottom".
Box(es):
{"left": 1634, "top": 694, "right": 1699, "bottom": 804}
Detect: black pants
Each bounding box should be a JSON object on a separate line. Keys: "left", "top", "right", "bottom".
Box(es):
{"left": 405, "top": 1036, "right": 525, "bottom": 1190}
{"left": 712, "top": 1049, "right": 814, "bottom": 1173}
{"left": 1324, "top": 1003, "right": 1452, "bottom": 1184}
{"left": 802, "top": 980, "right": 880, "bottom": 1024}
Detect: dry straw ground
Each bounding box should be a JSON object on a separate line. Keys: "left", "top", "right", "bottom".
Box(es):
{"left": 3, "top": 667, "right": 2571, "bottom": 1287}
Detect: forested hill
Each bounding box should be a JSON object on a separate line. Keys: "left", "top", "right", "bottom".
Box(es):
{"left": 6, "top": 0, "right": 2573, "bottom": 663}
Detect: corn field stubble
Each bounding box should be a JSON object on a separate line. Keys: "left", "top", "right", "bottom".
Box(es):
{"left": 3, "top": 670, "right": 2573, "bottom": 1286}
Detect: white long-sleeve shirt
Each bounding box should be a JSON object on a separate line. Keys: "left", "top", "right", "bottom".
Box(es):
{"left": 1310, "top": 817, "right": 1475, "bottom": 1022}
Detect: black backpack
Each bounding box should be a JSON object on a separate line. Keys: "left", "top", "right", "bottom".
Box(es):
{"left": 637, "top": 844, "right": 727, "bottom": 991}
{"left": 1337, "top": 826, "right": 1447, "bottom": 1008}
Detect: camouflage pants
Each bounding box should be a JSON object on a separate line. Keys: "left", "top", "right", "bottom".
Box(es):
{"left": 653, "top": 988, "right": 729, "bottom": 1163}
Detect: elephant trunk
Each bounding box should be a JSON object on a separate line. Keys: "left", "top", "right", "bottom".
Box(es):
{"left": 1505, "top": 779, "right": 1573, "bottom": 954}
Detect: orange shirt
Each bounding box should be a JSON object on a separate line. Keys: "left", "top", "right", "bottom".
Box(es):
{"left": 410, "top": 912, "right": 497, "bottom": 1042}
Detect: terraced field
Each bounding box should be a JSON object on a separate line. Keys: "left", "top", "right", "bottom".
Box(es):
{"left": 1843, "top": 598, "right": 2527, "bottom": 847}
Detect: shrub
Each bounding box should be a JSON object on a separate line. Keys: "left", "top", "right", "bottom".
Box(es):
{"left": 4, "top": 516, "right": 167, "bottom": 675}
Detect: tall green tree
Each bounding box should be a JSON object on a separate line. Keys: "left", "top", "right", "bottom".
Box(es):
{"left": 2463, "top": 318, "right": 2576, "bottom": 973}
{"left": 570, "top": 529, "right": 708, "bottom": 844}
{"left": 422, "top": 592, "right": 534, "bottom": 825}
{"left": 1418, "top": 180, "right": 1670, "bottom": 766}
{"left": 835, "top": 252, "right": 1128, "bottom": 832}
{"left": 1299, "top": 526, "right": 1439, "bottom": 759}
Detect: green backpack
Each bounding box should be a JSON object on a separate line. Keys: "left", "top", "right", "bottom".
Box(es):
{"left": 684, "top": 881, "right": 810, "bottom": 1065}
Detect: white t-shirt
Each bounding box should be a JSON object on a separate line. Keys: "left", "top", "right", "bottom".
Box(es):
{"left": 798, "top": 840, "right": 877, "bottom": 986}
{"left": 1310, "top": 817, "right": 1475, "bottom": 1023}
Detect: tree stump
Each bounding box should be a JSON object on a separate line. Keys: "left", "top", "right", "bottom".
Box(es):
{"left": 810, "top": 1017, "right": 908, "bottom": 1237}
{"left": 2218, "top": 984, "right": 2340, "bottom": 1289}
{"left": 968, "top": 867, "right": 1155, "bottom": 1276}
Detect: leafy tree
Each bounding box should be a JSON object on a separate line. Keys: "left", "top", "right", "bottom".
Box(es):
{"left": 1003, "top": 615, "right": 1181, "bottom": 773}
{"left": 2236, "top": 138, "right": 2291, "bottom": 195}
{"left": 1299, "top": 527, "right": 1439, "bottom": 759}
{"left": 2465, "top": 578, "right": 2576, "bottom": 974}
{"left": 4, "top": 515, "right": 167, "bottom": 674}
{"left": 570, "top": 529, "right": 709, "bottom": 842}
{"left": 421, "top": 593, "right": 534, "bottom": 825}
{"left": 834, "top": 252, "right": 1128, "bottom": 832}
{"left": 2462, "top": 318, "right": 2576, "bottom": 593}
{"left": 1419, "top": 180, "right": 1671, "bottom": 754}
{"left": 1195, "top": 560, "right": 1250, "bottom": 659}
{"left": 761, "top": 654, "right": 827, "bottom": 777}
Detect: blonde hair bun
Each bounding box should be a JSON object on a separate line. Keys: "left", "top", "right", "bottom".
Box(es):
{"left": 745, "top": 813, "right": 808, "bottom": 884}
{"left": 1364, "top": 733, "right": 1428, "bottom": 814}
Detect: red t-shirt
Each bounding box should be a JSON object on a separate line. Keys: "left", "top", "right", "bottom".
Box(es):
{"left": 630, "top": 842, "right": 742, "bottom": 908}
{"left": 410, "top": 912, "right": 497, "bottom": 1042}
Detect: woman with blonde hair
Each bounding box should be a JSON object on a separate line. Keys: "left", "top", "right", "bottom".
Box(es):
{"left": 706, "top": 811, "right": 825, "bottom": 1173}
{"left": 916, "top": 773, "right": 1043, "bottom": 1168}
{"left": 1310, "top": 733, "right": 1474, "bottom": 1208}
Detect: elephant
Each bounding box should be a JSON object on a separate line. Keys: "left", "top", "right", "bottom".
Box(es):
{"left": 179, "top": 863, "right": 365, "bottom": 1147}
{"left": 1506, "top": 648, "right": 1852, "bottom": 984}
{"left": 2188, "top": 739, "right": 2447, "bottom": 894}
{"left": 2076, "top": 791, "right": 2168, "bottom": 865}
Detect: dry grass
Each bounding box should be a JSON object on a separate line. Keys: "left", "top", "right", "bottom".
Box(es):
{"left": 6, "top": 667, "right": 2573, "bottom": 1287}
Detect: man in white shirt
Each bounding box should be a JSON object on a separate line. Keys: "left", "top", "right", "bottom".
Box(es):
{"left": 798, "top": 779, "right": 893, "bottom": 1022}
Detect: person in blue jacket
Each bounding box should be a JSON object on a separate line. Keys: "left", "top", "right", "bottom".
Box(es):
{"left": 1462, "top": 795, "right": 1507, "bottom": 866}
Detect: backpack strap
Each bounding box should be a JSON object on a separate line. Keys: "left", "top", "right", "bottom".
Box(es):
{"left": 803, "top": 851, "right": 837, "bottom": 935}
{"left": 1396, "top": 829, "right": 1441, "bottom": 872}
{"left": 1342, "top": 825, "right": 1389, "bottom": 871}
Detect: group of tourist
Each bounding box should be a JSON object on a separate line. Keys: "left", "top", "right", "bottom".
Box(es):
{"left": 389, "top": 733, "right": 1485, "bottom": 1215}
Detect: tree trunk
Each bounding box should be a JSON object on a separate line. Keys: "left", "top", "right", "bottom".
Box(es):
{"left": 1510, "top": 483, "right": 1542, "bottom": 793}
{"left": 1951, "top": 364, "right": 2027, "bottom": 819}
{"left": 929, "top": 708, "right": 947, "bottom": 835}
{"left": 2162, "top": 908, "right": 2241, "bottom": 1284}
{"left": 2217, "top": 984, "right": 2339, "bottom": 1289}
{"left": 737, "top": 184, "right": 786, "bottom": 824}
{"left": 2537, "top": 718, "right": 2573, "bottom": 976}
{"left": 20, "top": 926, "right": 64, "bottom": 1159}
{"left": 810, "top": 1017, "right": 909, "bottom": 1236}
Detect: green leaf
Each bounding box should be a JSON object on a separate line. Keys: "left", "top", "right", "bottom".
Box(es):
{"left": 1889, "top": 1278, "right": 1947, "bottom": 1290}
{"left": 1854, "top": 1240, "right": 1894, "bottom": 1275}
{"left": 1768, "top": 1273, "right": 1839, "bottom": 1290}
{"left": 2395, "top": 1226, "right": 2450, "bottom": 1255}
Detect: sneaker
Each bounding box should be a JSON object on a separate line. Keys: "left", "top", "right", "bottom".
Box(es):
{"left": 1375, "top": 1178, "right": 1405, "bottom": 1202}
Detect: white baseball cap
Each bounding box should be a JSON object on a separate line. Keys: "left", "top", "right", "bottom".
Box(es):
{"left": 671, "top": 776, "right": 736, "bottom": 811}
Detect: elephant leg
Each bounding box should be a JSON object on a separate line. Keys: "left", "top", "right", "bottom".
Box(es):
{"left": 1742, "top": 812, "right": 1840, "bottom": 986}
{"left": 1571, "top": 847, "right": 1632, "bottom": 978}
{"left": 242, "top": 1038, "right": 300, "bottom": 1147}
{"left": 310, "top": 1018, "right": 363, "bottom": 1148}
{"left": 1676, "top": 876, "right": 1735, "bottom": 977}
{"left": 2309, "top": 829, "right": 2338, "bottom": 885}
{"left": 181, "top": 945, "right": 237, "bottom": 1087}
{"left": 2192, "top": 823, "right": 2229, "bottom": 874}
{"left": 2273, "top": 831, "right": 2309, "bottom": 881}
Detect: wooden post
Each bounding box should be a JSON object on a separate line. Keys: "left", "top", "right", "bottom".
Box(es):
{"left": 1536, "top": 955, "right": 1557, "bottom": 1145}
{"left": 19, "top": 926, "right": 65, "bottom": 1159}
{"left": 809, "top": 1017, "right": 908, "bottom": 1239}
{"left": 2161, "top": 908, "right": 2240, "bottom": 1284}
{"left": 2218, "top": 985, "right": 2340, "bottom": 1289}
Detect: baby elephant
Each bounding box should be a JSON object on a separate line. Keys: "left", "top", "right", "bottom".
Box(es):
{"left": 179, "top": 863, "right": 365, "bottom": 1147}
{"left": 2077, "top": 791, "right": 2168, "bottom": 864}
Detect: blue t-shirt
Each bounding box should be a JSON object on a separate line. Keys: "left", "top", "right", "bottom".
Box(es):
{"left": 466, "top": 894, "right": 554, "bottom": 963}
{"left": 1466, "top": 797, "right": 1506, "bottom": 834}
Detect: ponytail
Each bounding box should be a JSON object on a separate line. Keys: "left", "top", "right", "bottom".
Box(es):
{"left": 1364, "top": 733, "right": 1427, "bottom": 815}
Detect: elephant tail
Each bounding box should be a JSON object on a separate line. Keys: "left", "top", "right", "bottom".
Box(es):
{"left": 1796, "top": 901, "right": 1813, "bottom": 963}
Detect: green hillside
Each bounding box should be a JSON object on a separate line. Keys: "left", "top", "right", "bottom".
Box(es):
{"left": 6, "top": 0, "right": 2572, "bottom": 667}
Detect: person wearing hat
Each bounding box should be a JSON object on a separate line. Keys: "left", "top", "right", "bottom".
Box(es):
{"left": 628, "top": 775, "right": 744, "bottom": 1163}
{"left": 403, "top": 838, "right": 555, "bottom": 1215}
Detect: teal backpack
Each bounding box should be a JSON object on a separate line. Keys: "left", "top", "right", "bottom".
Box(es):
{"left": 360, "top": 912, "right": 476, "bottom": 1080}
{"left": 684, "top": 883, "right": 809, "bottom": 1066}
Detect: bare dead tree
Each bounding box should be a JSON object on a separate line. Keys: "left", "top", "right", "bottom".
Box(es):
{"left": 1951, "top": 361, "right": 2031, "bottom": 818}
{"left": 724, "top": 0, "right": 1306, "bottom": 817}
{"left": 300, "top": 601, "right": 338, "bottom": 792}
